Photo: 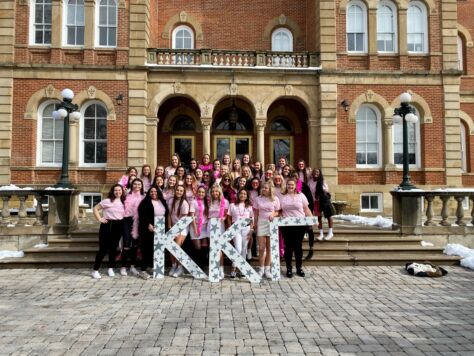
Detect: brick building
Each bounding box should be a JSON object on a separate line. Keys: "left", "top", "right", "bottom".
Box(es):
{"left": 0, "top": 0, "right": 472, "bottom": 213}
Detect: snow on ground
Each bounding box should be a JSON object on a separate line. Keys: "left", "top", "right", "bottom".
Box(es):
{"left": 44, "top": 187, "right": 74, "bottom": 190}
{"left": 444, "top": 244, "right": 474, "bottom": 270}
{"left": 33, "top": 243, "right": 48, "bottom": 248}
{"left": 333, "top": 214, "right": 393, "bottom": 229}
{"left": 0, "top": 251, "right": 24, "bottom": 260}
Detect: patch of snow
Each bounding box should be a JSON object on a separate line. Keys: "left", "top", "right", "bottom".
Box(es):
{"left": 33, "top": 243, "right": 48, "bottom": 248}
{"left": 0, "top": 250, "right": 24, "bottom": 259}
{"left": 421, "top": 241, "right": 434, "bottom": 247}
{"left": 6, "top": 224, "right": 15, "bottom": 227}
{"left": 334, "top": 214, "right": 393, "bottom": 229}
{"left": 444, "top": 243, "right": 474, "bottom": 270}
{"left": 0, "top": 185, "right": 34, "bottom": 191}
{"left": 44, "top": 187, "right": 73, "bottom": 190}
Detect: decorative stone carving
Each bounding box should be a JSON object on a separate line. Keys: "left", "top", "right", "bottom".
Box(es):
{"left": 256, "top": 120, "right": 266, "bottom": 131}
{"left": 45, "top": 85, "right": 55, "bottom": 98}
{"left": 173, "top": 82, "right": 182, "bottom": 94}
{"left": 201, "top": 103, "right": 211, "bottom": 117}
{"left": 180, "top": 11, "right": 187, "bottom": 22}
{"left": 278, "top": 14, "right": 287, "bottom": 25}
{"left": 87, "top": 86, "right": 97, "bottom": 99}
{"left": 284, "top": 85, "right": 293, "bottom": 96}
{"left": 365, "top": 90, "right": 374, "bottom": 102}
{"left": 18, "top": 0, "right": 28, "bottom": 5}
{"left": 229, "top": 83, "right": 238, "bottom": 96}
{"left": 201, "top": 118, "right": 212, "bottom": 130}
{"left": 256, "top": 104, "right": 264, "bottom": 117}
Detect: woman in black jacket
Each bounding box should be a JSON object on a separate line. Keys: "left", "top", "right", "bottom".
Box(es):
{"left": 136, "top": 186, "right": 169, "bottom": 279}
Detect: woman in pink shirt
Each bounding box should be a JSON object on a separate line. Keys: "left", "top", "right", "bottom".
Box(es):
{"left": 190, "top": 186, "right": 209, "bottom": 268}
{"left": 184, "top": 174, "right": 197, "bottom": 203}
{"left": 121, "top": 178, "right": 145, "bottom": 276}
{"left": 92, "top": 184, "right": 126, "bottom": 279}
{"left": 254, "top": 181, "right": 280, "bottom": 279}
{"left": 273, "top": 173, "right": 286, "bottom": 200}
{"left": 162, "top": 175, "right": 177, "bottom": 201}
{"left": 279, "top": 178, "right": 313, "bottom": 278}
{"left": 207, "top": 184, "right": 229, "bottom": 280}
{"left": 135, "top": 186, "right": 168, "bottom": 279}
{"left": 227, "top": 189, "right": 254, "bottom": 278}
{"left": 199, "top": 153, "right": 213, "bottom": 172}
{"left": 167, "top": 185, "right": 192, "bottom": 278}
{"left": 140, "top": 164, "right": 152, "bottom": 192}
{"left": 165, "top": 154, "right": 180, "bottom": 180}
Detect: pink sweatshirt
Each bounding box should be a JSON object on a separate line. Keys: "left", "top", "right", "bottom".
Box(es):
{"left": 124, "top": 191, "right": 144, "bottom": 218}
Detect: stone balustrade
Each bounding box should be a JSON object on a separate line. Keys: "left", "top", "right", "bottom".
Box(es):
{"left": 391, "top": 189, "right": 474, "bottom": 235}
{"left": 147, "top": 49, "right": 320, "bottom": 68}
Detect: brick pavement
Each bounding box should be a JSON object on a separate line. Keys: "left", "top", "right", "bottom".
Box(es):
{"left": 0, "top": 266, "right": 473, "bottom": 356}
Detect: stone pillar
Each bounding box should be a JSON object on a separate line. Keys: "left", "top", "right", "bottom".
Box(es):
{"left": 83, "top": 0, "right": 95, "bottom": 63}
{"left": 317, "top": 0, "right": 337, "bottom": 69}
{"left": 398, "top": 8, "right": 408, "bottom": 69}
{"left": 307, "top": 118, "right": 319, "bottom": 169}
{"left": 368, "top": 8, "right": 377, "bottom": 54}
{"left": 383, "top": 118, "right": 395, "bottom": 169}
{"left": 441, "top": 0, "right": 459, "bottom": 71}
{"left": 0, "top": 0, "right": 14, "bottom": 64}
{"left": 391, "top": 191, "right": 422, "bottom": 235}
{"left": 50, "top": 0, "right": 62, "bottom": 62}
{"left": 47, "top": 191, "right": 80, "bottom": 235}
{"left": 0, "top": 69, "right": 13, "bottom": 184}
{"left": 127, "top": 71, "right": 148, "bottom": 167}
{"left": 201, "top": 118, "right": 212, "bottom": 155}
{"left": 146, "top": 117, "right": 158, "bottom": 167}
{"left": 255, "top": 119, "right": 266, "bottom": 166}
{"left": 69, "top": 118, "right": 79, "bottom": 167}
{"left": 129, "top": 0, "right": 151, "bottom": 66}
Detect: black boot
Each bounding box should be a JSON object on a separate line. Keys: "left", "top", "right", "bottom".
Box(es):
{"left": 305, "top": 248, "right": 313, "bottom": 260}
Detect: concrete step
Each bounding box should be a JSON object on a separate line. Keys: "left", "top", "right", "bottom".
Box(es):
{"left": 351, "top": 254, "right": 461, "bottom": 266}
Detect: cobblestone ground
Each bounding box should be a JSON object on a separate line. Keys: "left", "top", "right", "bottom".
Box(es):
{"left": 0, "top": 266, "right": 473, "bottom": 356}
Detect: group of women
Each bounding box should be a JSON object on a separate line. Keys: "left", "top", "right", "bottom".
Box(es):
{"left": 92, "top": 153, "right": 334, "bottom": 280}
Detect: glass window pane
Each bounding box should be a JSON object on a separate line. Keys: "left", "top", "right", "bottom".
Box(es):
{"left": 235, "top": 139, "right": 249, "bottom": 160}
{"left": 35, "top": 30, "right": 43, "bottom": 44}
{"left": 77, "top": 27, "right": 84, "bottom": 45}
{"left": 97, "top": 119, "right": 107, "bottom": 139}
{"left": 35, "top": 5, "right": 43, "bottom": 23}
{"left": 42, "top": 119, "right": 53, "bottom": 139}
{"left": 361, "top": 196, "right": 370, "bottom": 209}
{"left": 367, "top": 152, "right": 378, "bottom": 164}
{"left": 54, "top": 141, "right": 63, "bottom": 162}
{"left": 84, "top": 105, "right": 95, "bottom": 117}
{"left": 84, "top": 119, "right": 95, "bottom": 139}
{"left": 67, "top": 27, "right": 75, "bottom": 45}
{"left": 273, "top": 138, "right": 290, "bottom": 164}
{"left": 96, "top": 104, "right": 107, "bottom": 118}
{"left": 44, "top": 4, "right": 52, "bottom": 22}
{"left": 84, "top": 142, "right": 95, "bottom": 163}
{"left": 108, "top": 7, "right": 116, "bottom": 25}
{"left": 174, "top": 138, "right": 192, "bottom": 166}
{"left": 216, "top": 138, "right": 230, "bottom": 162}
{"left": 99, "top": 7, "right": 107, "bottom": 25}
{"left": 108, "top": 28, "right": 116, "bottom": 46}
{"left": 55, "top": 119, "right": 64, "bottom": 139}
{"left": 370, "top": 196, "right": 379, "bottom": 209}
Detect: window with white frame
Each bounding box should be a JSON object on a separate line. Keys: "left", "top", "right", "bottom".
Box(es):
{"left": 97, "top": 0, "right": 117, "bottom": 47}
{"left": 360, "top": 193, "right": 383, "bottom": 212}
{"left": 37, "top": 101, "right": 63, "bottom": 166}
{"left": 346, "top": 0, "right": 367, "bottom": 53}
{"left": 377, "top": 1, "right": 397, "bottom": 52}
{"left": 80, "top": 193, "right": 102, "bottom": 211}
{"left": 356, "top": 105, "right": 382, "bottom": 167}
{"left": 461, "top": 122, "right": 467, "bottom": 173}
{"left": 272, "top": 28, "right": 293, "bottom": 52}
{"left": 457, "top": 35, "right": 464, "bottom": 71}
{"left": 31, "top": 0, "right": 52, "bottom": 45}
{"left": 81, "top": 102, "right": 107, "bottom": 166}
{"left": 393, "top": 108, "right": 420, "bottom": 167}
{"left": 172, "top": 25, "right": 194, "bottom": 49}
{"left": 64, "top": 0, "right": 84, "bottom": 46}
{"left": 407, "top": 1, "right": 428, "bottom": 53}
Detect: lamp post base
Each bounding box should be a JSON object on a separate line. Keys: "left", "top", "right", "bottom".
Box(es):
{"left": 399, "top": 181, "right": 416, "bottom": 190}
{"left": 54, "top": 178, "right": 75, "bottom": 189}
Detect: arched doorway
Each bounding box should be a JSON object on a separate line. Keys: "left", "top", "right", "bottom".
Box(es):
{"left": 157, "top": 96, "right": 201, "bottom": 167}
{"left": 266, "top": 99, "right": 308, "bottom": 165}
{"left": 212, "top": 97, "right": 255, "bottom": 161}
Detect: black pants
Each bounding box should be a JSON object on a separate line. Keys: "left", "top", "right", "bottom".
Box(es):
{"left": 140, "top": 234, "right": 153, "bottom": 271}
{"left": 281, "top": 226, "right": 306, "bottom": 270}
{"left": 93, "top": 220, "right": 123, "bottom": 270}
{"left": 121, "top": 216, "right": 137, "bottom": 267}
{"left": 307, "top": 226, "right": 315, "bottom": 248}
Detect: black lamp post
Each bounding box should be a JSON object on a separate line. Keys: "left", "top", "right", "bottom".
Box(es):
{"left": 393, "top": 92, "right": 419, "bottom": 190}
{"left": 53, "top": 89, "right": 81, "bottom": 188}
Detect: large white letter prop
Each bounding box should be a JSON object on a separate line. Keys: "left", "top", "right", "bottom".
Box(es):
{"left": 153, "top": 216, "right": 207, "bottom": 279}
{"left": 269, "top": 217, "right": 318, "bottom": 281}
{"left": 209, "top": 218, "right": 261, "bottom": 283}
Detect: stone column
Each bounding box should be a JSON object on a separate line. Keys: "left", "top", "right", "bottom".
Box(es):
{"left": 83, "top": 0, "right": 95, "bottom": 63}
{"left": 255, "top": 119, "right": 266, "bottom": 166}
{"left": 127, "top": 71, "right": 148, "bottom": 167}
{"left": 50, "top": 0, "right": 62, "bottom": 62}
{"left": 0, "top": 69, "right": 13, "bottom": 184}
{"left": 129, "top": 0, "right": 151, "bottom": 66}
{"left": 383, "top": 118, "right": 395, "bottom": 169}
{"left": 441, "top": 0, "right": 459, "bottom": 71}
{"left": 368, "top": 8, "right": 377, "bottom": 54}
{"left": 398, "top": 8, "right": 408, "bottom": 69}
{"left": 69, "top": 117, "right": 79, "bottom": 167}
{"left": 201, "top": 118, "right": 212, "bottom": 155}
{"left": 317, "top": 0, "right": 337, "bottom": 69}
{"left": 307, "top": 118, "right": 319, "bottom": 169}
{"left": 146, "top": 117, "right": 158, "bottom": 167}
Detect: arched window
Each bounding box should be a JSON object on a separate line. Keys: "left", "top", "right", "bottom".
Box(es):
{"left": 377, "top": 1, "right": 397, "bottom": 53}
{"left": 30, "top": 0, "right": 52, "bottom": 45}
{"left": 270, "top": 117, "right": 293, "bottom": 164}
{"left": 356, "top": 105, "right": 382, "bottom": 167}
{"left": 96, "top": 0, "right": 117, "bottom": 47}
{"left": 63, "top": 0, "right": 84, "bottom": 46}
{"left": 271, "top": 118, "right": 292, "bottom": 132}
{"left": 81, "top": 102, "right": 107, "bottom": 165}
{"left": 172, "top": 25, "right": 194, "bottom": 49}
{"left": 347, "top": 0, "right": 367, "bottom": 53}
{"left": 407, "top": 1, "right": 428, "bottom": 53}
{"left": 461, "top": 123, "right": 467, "bottom": 173}
{"left": 458, "top": 35, "right": 464, "bottom": 72}
{"left": 392, "top": 108, "right": 421, "bottom": 167}
{"left": 37, "top": 101, "right": 62, "bottom": 166}
{"left": 271, "top": 28, "right": 293, "bottom": 52}
{"left": 173, "top": 116, "right": 196, "bottom": 131}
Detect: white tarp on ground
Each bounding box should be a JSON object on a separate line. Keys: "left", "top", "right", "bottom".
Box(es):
{"left": 0, "top": 251, "right": 24, "bottom": 260}
{"left": 334, "top": 214, "right": 393, "bottom": 229}
{"left": 444, "top": 244, "right": 474, "bottom": 270}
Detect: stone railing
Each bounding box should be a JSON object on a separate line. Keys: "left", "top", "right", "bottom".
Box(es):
{"left": 391, "top": 189, "right": 474, "bottom": 235}
{"left": 0, "top": 188, "right": 80, "bottom": 250}
{"left": 147, "top": 49, "right": 320, "bottom": 68}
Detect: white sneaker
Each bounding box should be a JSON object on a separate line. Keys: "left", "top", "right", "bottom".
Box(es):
{"left": 230, "top": 270, "right": 237, "bottom": 278}
{"left": 107, "top": 268, "right": 115, "bottom": 277}
{"left": 264, "top": 266, "right": 272, "bottom": 279}
{"left": 91, "top": 270, "right": 101, "bottom": 279}
{"left": 139, "top": 271, "right": 150, "bottom": 280}
{"left": 168, "top": 264, "right": 177, "bottom": 276}
{"left": 317, "top": 230, "right": 324, "bottom": 241}
{"left": 257, "top": 267, "right": 264, "bottom": 278}
{"left": 219, "top": 268, "right": 225, "bottom": 280}
{"left": 324, "top": 232, "right": 334, "bottom": 241}
{"left": 247, "top": 250, "right": 252, "bottom": 259}
{"left": 120, "top": 267, "right": 127, "bottom": 276}
{"left": 129, "top": 266, "right": 139, "bottom": 276}
{"left": 174, "top": 265, "right": 184, "bottom": 278}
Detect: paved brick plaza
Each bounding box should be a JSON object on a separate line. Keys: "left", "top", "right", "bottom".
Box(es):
{"left": 0, "top": 266, "right": 473, "bottom": 356}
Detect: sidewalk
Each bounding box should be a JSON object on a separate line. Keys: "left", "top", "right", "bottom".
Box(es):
{"left": 0, "top": 266, "right": 472, "bottom": 355}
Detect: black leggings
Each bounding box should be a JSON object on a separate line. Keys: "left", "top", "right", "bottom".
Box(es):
{"left": 121, "top": 217, "right": 137, "bottom": 267}
{"left": 140, "top": 234, "right": 153, "bottom": 271}
{"left": 281, "top": 226, "right": 306, "bottom": 270}
{"left": 93, "top": 220, "right": 123, "bottom": 270}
